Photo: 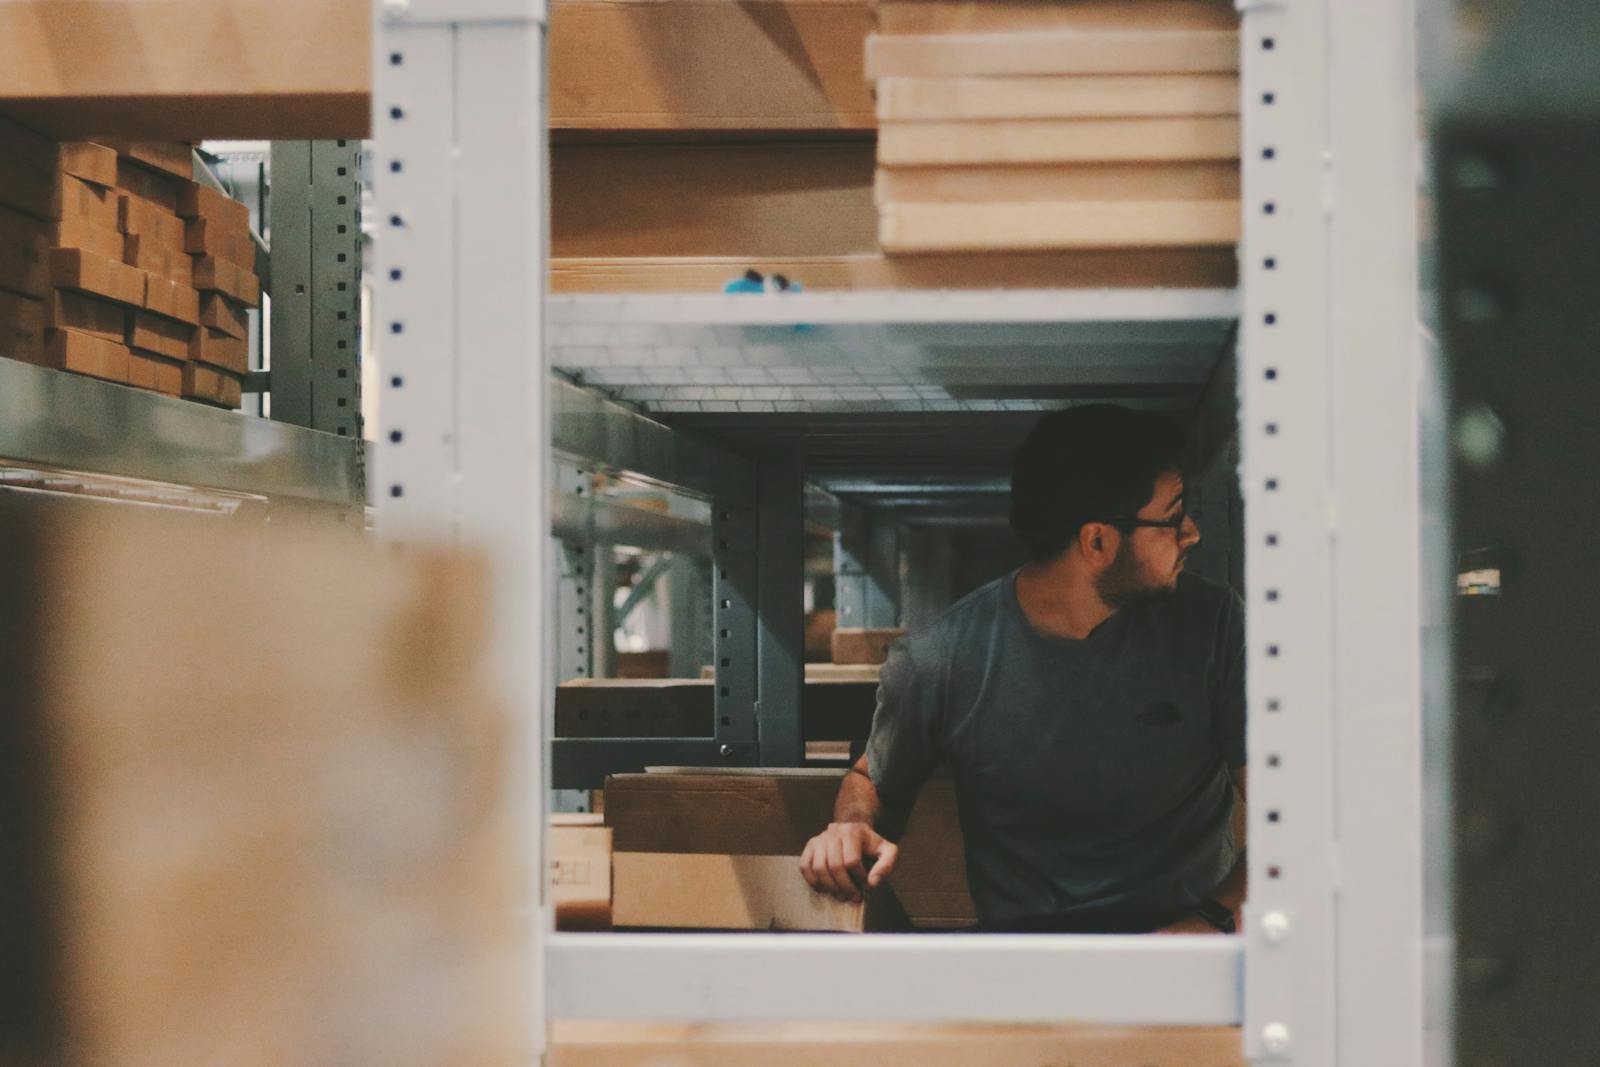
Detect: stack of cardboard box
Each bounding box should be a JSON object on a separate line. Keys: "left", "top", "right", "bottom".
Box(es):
{"left": 0, "top": 119, "right": 259, "bottom": 408}
{"left": 867, "top": 0, "right": 1243, "bottom": 253}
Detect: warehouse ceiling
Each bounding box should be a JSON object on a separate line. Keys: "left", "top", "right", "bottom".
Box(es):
{"left": 549, "top": 290, "right": 1236, "bottom": 521}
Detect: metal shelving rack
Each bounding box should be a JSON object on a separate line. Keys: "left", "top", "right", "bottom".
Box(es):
{"left": 0, "top": 357, "right": 361, "bottom": 512}
{"left": 370, "top": 0, "right": 1430, "bottom": 1064}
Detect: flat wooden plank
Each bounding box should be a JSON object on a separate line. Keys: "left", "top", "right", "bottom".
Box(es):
{"left": 549, "top": 1021, "right": 1249, "bottom": 1067}
{"left": 878, "top": 116, "right": 1241, "bottom": 165}
{"left": 865, "top": 30, "right": 1240, "bottom": 78}
{"left": 879, "top": 199, "right": 1241, "bottom": 252}
{"left": 551, "top": 0, "right": 874, "bottom": 130}
{"left": 0, "top": 0, "right": 369, "bottom": 138}
{"left": 550, "top": 250, "right": 1238, "bottom": 291}
{"left": 876, "top": 74, "right": 1239, "bottom": 121}
{"left": 553, "top": 143, "right": 877, "bottom": 258}
{"left": 876, "top": 161, "right": 1240, "bottom": 204}
{"left": 874, "top": 0, "right": 1239, "bottom": 35}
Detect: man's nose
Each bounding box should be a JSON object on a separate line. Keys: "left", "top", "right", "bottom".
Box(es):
{"left": 1180, "top": 515, "right": 1202, "bottom": 547}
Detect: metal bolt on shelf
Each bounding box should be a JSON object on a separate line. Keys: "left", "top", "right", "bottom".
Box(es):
{"left": 1262, "top": 911, "right": 1292, "bottom": 944}
{"left": 1261, "top": 1023, "right": 1293, "bottom": 1057}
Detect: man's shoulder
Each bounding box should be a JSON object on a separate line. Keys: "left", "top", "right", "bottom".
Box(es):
{"left": 1163, "top": 572, "right": 1244, "bottom": 636}
{"left": 896, "top": 571, "right": 1012, "bottom": 664}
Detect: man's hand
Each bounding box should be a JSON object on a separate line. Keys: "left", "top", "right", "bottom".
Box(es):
{"left": 799, "top": 821, "right": 900, "bottom": 903}
{"left": 1153, "top": 913, "right": 1227, "bottom": 935}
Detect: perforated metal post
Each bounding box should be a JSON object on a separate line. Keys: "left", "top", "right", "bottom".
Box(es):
{"left": 268, "top": 140, "right": 362, "bottom": 438}
{"left": 1239, "top": 0, "right": 1339, "bottom": 1061}
{"left": 1242, "top": 0, "right": 1426, "bottom": 1063}
{"left": 371, "top": 0, "right": 547, "bottom": 1053}
{"left": 710, "top": 467, "right": 760, "bottom": 766}
{"left": 553, "top": 461, "right": 595, "bottom": 682}
{"left": 755, "top": 451, "right": 805, "bottom": 766}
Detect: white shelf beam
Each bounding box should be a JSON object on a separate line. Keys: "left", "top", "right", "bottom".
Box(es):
{"left": 547, "top": 933, "right": 1243, "bottom": 1025}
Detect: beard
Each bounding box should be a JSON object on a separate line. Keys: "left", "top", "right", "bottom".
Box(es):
{"left": 1095, "top": 538, "right": 1181, "bottom": 611}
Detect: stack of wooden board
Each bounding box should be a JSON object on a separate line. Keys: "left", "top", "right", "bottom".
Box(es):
{"left": 0, "top": 119, "right": 259, "bottom": 407}
{"left": 550, "top": 1022, "right": 1249, "bottom": 1066}
{"left": 0, "top": 505, "right": 525, "bottom": 1065}
{"left": 867, "top": 0, "right": 1242, "bottom": 254}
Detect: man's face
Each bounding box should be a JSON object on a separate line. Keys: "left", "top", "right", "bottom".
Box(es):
{"left": 1095, "top": 468, "right": 1202, "bottom": 608}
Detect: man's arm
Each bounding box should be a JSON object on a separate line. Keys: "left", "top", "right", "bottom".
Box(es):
{"left": 799, "top": 754, "right": 903, "bottom": 903}
{"left": 1157, "top": 767, "right": 1248, "bottom": 934}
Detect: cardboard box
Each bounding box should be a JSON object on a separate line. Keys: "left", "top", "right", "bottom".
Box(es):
{"left": 124, "top": 232, "right": 195, "bottom": 284}
{"left": 126, "top": 350, "right": 183, "bottom": 395}
{"left": 0, "top": 288, "right": 46, "bottom": 363}
{"left": 116, "top": 158, "right": 182, "bottom": 214}
{"left": 46, "top": 289, "right": 130, "bottom": 344}
{"left": 877, "top": 116, "right": 1242, "bottom": 167}
{"left": 199, "top": 290, "right": 249, "bottom": 339}
{"left": 604, "top": 770, "right": 975, "bottom": 928}
{"left": 874, "top": 0, "right": 1241, "bottom": 35}
{"left": 614, "top": 649, "right": 670, "bottom": 679}
{"left": 552, "top": 143, "right": 877, "bottom": 259}
{"left": 119, "top": 194, "right": 188, "bottom": 249}
{"left": 549, "top": 249, "right": 1239, "bottom": 292}
{"left": 192, "top": 254, "right": 261, "bottom": 307}
{"left": 865, "top": 29, "right": 1240, "bottom": 78}
{"left": 51, "top": 172, "right": 121, "bottom": 227}
{"left": 613, "top": 852, "right": 907, "bottom": 931}
{"left": 128, "top": 310, "right": 195, "bottom": 362}
{"left": 185, "top": 216, "right": 256, "bottom": 267}
{"left": 548, "top": 1022, "right": 1249, "bottom": 1067}
{"left": 550, "top": 0, "right": 874, "bottom": 130}
{"left": 57, "top": 142, "right": 118, "bottom": 187}
{"left": 880, "top": 199, "right": 1242, "bottom": 252}
{"left": 50, "top": 217, "right": 125, "bottom": 260}
{"left": 550, "top": 815, "right": 613, "bottom": 932}
{"left": 181, "top": 360, "right": 243, "bottom": 407}
{"left": 831, "top": 628, "right": 906, "bottom": 666}
{"left": 0, "top": 204, "right": 49, "bottom": 297}
{"left": 177, "top": 181, "right": 252, "bottom": 230}
{"left": 190, "top": 325, "right": 249, "bottom": 374}
{"left": 875, "top": 161, "right": 1240, "bottom": 205}
{"left": 143, "top": 272, "right": 201, "bottom": 325}
{"left": 0, "top": 0, "right": 371, "bottom": 140}
{"left": 875, "top": 73, "right": 1240, "bottom": 122}
{"left": 102, "top": 140, "right": 194, "bottom": 180}
{"left": 45, "top": 327, "right": 129, "bottom": 382}
{"left": 49, "top": 246, "right": 146, "bottom": 306}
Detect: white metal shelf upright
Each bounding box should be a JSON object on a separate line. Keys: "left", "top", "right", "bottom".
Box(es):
{"left": 369, "top": 0, "right": 1428, "bottom": 1061}
{"left": 369, "top": 0, "right": 549, "bottom": 1058}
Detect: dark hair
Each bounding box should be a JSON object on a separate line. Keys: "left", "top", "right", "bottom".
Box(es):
{"left": 1009, "top": 405, "right": 1188, "bottom": 562}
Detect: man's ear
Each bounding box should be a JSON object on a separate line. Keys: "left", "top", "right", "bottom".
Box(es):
{"left": 1078, "top": 521, "right": 1110, "bottom": 562}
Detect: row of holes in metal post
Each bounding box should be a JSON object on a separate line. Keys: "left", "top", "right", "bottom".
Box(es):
{"left": 714, "top": 511, "right": 740, "bottom": 728}
{"left": 384, "top": 50, "right": 412, "bottom": 500}
{"left": 1258, "top": 30, "right": 1285, "bottom": 881}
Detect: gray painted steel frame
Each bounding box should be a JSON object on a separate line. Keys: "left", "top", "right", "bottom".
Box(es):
{"left": 268, "top": 140, "right": 363, "bottom": 439}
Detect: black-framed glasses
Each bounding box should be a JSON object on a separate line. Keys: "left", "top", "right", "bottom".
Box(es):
{"left": 1095, "top": 508, "right": 1189, "bottom": 532}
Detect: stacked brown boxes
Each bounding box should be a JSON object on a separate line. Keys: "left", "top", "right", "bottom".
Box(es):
{"left": 867, "top": 0, "right": 1242, "bottom": 254}
{"left": 0, "top": 119, "right": 259, "bottom": 407}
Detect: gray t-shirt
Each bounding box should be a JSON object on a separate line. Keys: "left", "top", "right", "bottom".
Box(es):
{"left": 866, "top": 570, "right": 1246, "bottom": 931}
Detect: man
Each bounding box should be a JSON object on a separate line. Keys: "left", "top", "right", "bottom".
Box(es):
{"left": 800, "top": 405, "right": 1247, "bottom": 934}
